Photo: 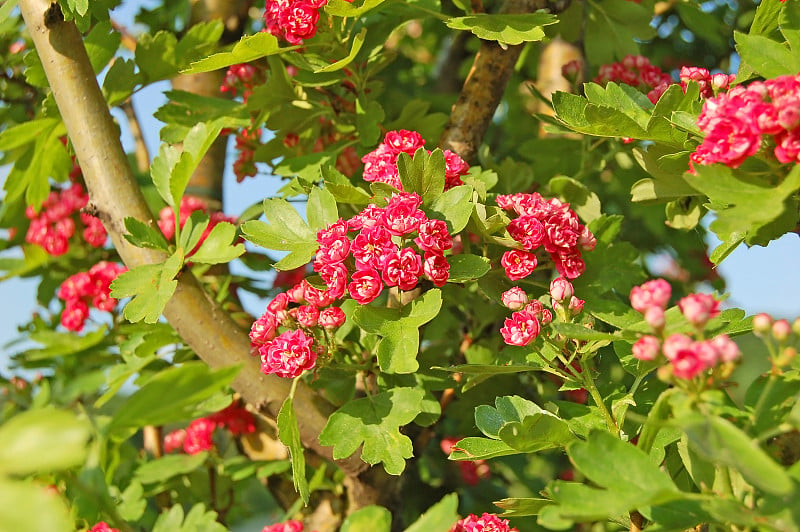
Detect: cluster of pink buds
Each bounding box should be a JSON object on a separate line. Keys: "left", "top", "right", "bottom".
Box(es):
{"left": 25, "top": 183, "right": 107, "bottom": 256}
{"left": 594, "top": 54, "right": 673, "bottom": 104}
{"left": 752, "top": 313, "right": 799, "bottom": 367}
{"left": 164, "top": 400, "right": 256, "bottom": 455}
{"left": 262, "top": 520, "right": 305, "bottom": 532}
{"left": 250, "top": 283, "right": 346, "bottom": 379}
{"left": 691, "top": 74, "right": 800, "bottom": 169}
{"left": 89, "top": 522, "right": 119, "bottom": 532}
{"left": 220, "top": 63, "right": 265, "bottom": 102}
{"left": 361, "top": 130, "right": 469, "bottom": 191}
{"left": 231, "top": 126, "right": 263, "bottom": 182}
{"left": 450, "top": 513, "right": 519, "bottom": 532}
{"left": 441, "top": 437, "right": 491, "bottom": 485}
{"left": 499, "top": 287, "right": 551, "bottom": 347}
{"left": 496, "top": 192, "right": 596, "bottom": 281}
{"left": 630, "top": 279, "right": 739, "bottom": 380}
{"left": 157, "top": 196, "right": 238, "bottom": 252}
{"left": 264, "top": 0, "right": 333, "bottom": 45}
{"left": 57, "top": 261, "right": 126, "bottom": 332}
{"left": 679, "top": 66, "right": 735, "bottom": 99}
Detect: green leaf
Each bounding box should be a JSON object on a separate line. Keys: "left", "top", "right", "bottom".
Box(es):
{"left": 315, "top": 27, "right": 366, "bottom": 73}
{"left": 447, "top": 436, "right": 518, "bottom": 460}
{"left": 0, "top": 118, "right": 59, "bottom": 151}
{"left": 405, "top": 494, "right": 459, "bottom": 532}
{"left": 69, "top": 0, "right": 89, "bottom": 17}
{"left": 277, "top": 397, "right": 310, "bottom": 505}
{"left": 428, "top": 185, "right": 473, "bottom": 233}
{"left": 155, "top": 90, "right": 250, "bottom": 143}
{"left": 103, "top": 58, "right": 145, "bottom": 106}
{"left": 568, "top": 430, "right": 677, "bottom": 499}
{"left": 306, "top": 187, "right": 339, "bottom": 232}
{"left": 445, "top": 13, "right": 558, "bottom": 45}
{"left": 682, "top": 415, "right": 794, "bottom": 496}
{"left": 584, "top": 0, "right": 655, "bottom": 65}
{"left": 340, "top": 505, "right": 392, "bottom": 532}
{"left": 494, "top": 497, "right": 551, "bottom": 517}
{"left": 151, "top": 120, "right": 227, "bottom": 208}
{"left": 0, "top": 0, "right": 19, "bottom": 23}
{"left": 325, "top": 0, "right": 386, "bottom": 17}
{"left": 322, "top": 164, "right": 372, "bottom": 205}
{"left": 0, "top": 409, "right": 89, "bottom": 476}
{"left": 686, "top": 164, "right": 800, "bottom": 249}
{"left": 183, "top": 31, "right": 286, "bottom": 74}
{"left": 780, "top": 1, "right": 800, "bottom": 53}
{"left": 108, "top": 362, "right": 240, "bottom": 435}
{"left": 475, "top": 396, "right": 546, "bottom": 438}
{"left": 319, "top": 388, "right": 424, "bottom": 475}
{"left": 25, "top": 326, "right": 108, "bottom": 360}
{"left": 0, "top": 479, "right": 72, "bottom": 532}
{"left": 398, "top": 149, "right": 446, "bottom": 204}
{"left": 241, "top": 198, "right": 317, "bottom": 270}
{"left": 135, "top": 31, "right": 180, "bottom": 81}
{"left": 734, "top": 31, "right": 800, "bottom": 78}
{"left": 84, "top": 21, "right": 120, "bottom": 72}
{"left": 356, "top": 98, "right": 384, "bottom": 146}
{"left": 549, "top": 323, "right": 618, "bottom": 342}
{"left": 110, "top": 250, "right": 184, "bottom": 324}
{"left": 447, "top": 254, "right": 490, "bottom": 283}
{"left": 351, "top": 289, "right": 442, "bottom": 373}
{"left": 123, "top": 217, "right": 170, "bottom": 251}
{"left": 188, "top": 222, "right": 245, "bottom": 264}
{"left": 549, "top": 176, "right": 602, "bottom": 223}
{"left": 134, "top": 453, "right": 208, "bottom": 485}
{"left": 499, "top": 412, "right": 577, "bottom": 452}
{"left": 151, "top": 504, "right": 227, "bottom": 532}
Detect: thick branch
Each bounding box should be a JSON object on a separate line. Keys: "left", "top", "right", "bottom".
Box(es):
{"left": 19, "top": 0, "right": 366, "bottom": 477}
{"left": 438, "top": 0, "right": 571, "bottom": 161}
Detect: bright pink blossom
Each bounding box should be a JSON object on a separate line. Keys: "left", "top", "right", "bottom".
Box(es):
{"left": 450, "top": 513, "right": 519, "bottom": 532}
{"left": 319, "top": 307, "right": 346, "bottom": 328}
{"left": 348, "top": 269, "right": 383, "bottom": 304}
{"left": 423, "top": 253, "right": 450, "bottom": 287}
{"left": 90, "top": 522, "right": 120, "bottom": 532}
{"left": 500, "top": 250, "right": 538, "bottom": 281}
{"left": 164, "top": 429, "right": 187, "bottom": 454}
{"left": 632, "top": 335, "right": 661, "bottom": 361}
{"left": 415, "top": 219, "right": 453, "bottom": 254}
{"left": 549, "top": 277, "right": 574, "bottom": 302}
{"left": 678, "top": 293, "right": 720, "bottom": 326}
{"left": 183, "top": 418, "right": 216, "bottom": 454}
{"left": 500, "top": 310, "right": 541, "bottom": 346}
{"left": 630, "top": 279, "right": 672, "bottom": 313}
{"left": 383, "top": 248, "right": 423, "bottom": 290}
{"left": 262, "top": 520, "right": 304, "bottom": 532}
{"left": 260, "top": 329, "right": 317, "bottom": 378}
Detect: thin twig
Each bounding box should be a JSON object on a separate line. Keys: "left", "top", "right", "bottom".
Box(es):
{"left": 122, "top": 99, "right": 150, "bottom": 173}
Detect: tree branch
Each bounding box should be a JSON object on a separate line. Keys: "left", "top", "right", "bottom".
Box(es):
{"left": 438, "top": 0, "right": 572, "bottom": 161}
{"left": 18, "top": 0, "right": 367, "bottom": 478}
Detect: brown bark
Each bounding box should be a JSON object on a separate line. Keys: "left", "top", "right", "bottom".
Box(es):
{"left": 439, "top": 0, "right": 572, "bottom": 161}
{"left": 18, "top": 0, "right": 368, "bottom": 478}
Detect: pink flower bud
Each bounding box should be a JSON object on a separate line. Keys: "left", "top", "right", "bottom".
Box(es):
{"left": 663, "top": 334, "right": 693, "bottom": 361}
{"left": 319, "top": 307, "right": 346, "bottom": 328}
{"left": 644, "top": 306, "right": 665, "bottom": 330}
{"left": 710, "top": 334, "right": 740, "bottom": 363}
{"left": 632, "top": 335, "right": 661, "bottom": 361}
{"left": 772, "top": 319, "right": 792, "bottom": 342}
{"left": 501, "top": 287, "right": 529, "bottom": 310}
{"left": 540, "top": 309, "right": 553, "bottom": 325}
{"left": 630, "top": 279, "right": 671, "bottom": 313}
{"left": 550, "top": 277, "right": 574, "bottom": 303}
{"left": 752, "top": 313, "right": 773, "bottom": 335}
{"left": 678, "top": 293, "right": 720, "bottom": 327}
{"left": 568, "top": 296, "right": 584, "bottom": 316}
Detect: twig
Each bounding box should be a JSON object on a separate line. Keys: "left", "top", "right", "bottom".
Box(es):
{"left": 122, "top": 99, "right": 150, "bottom": 173}
{"left": 438, "top": 0, "right": 572, "bottom": 162}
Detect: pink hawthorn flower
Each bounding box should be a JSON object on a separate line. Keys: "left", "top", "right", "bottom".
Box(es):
{"left": 352, "top": 225, "right": 396, "bottom": 270}
{"left": 318, "top": 307, "right": 346, "bottom": 328}
{"left": 164, "top": 429, "right": 187, "bottom": 453}
{"left": 183, "top": 418, "right": 217, "bottom": 454}
{"left": 632, "top": 335, "right": 661, "bottom": 361}
{"left": 507, "top": 215, "right": 546, "bottom": 250}
{"left": 348, "top": 269, "right": 384, "bottom": 304}
{"left": 423, "top": 253, "right": 450, "bottom": 287}
{"left": 260, "top": 329, "right": 317, "bottom": 378}
{"left": 450, "top": 513, "right": 519, "bottom": 532}
{"left": 382, "top": 248, "right": 423, "bottom": 290}
{"left": 90, "top": 522, "right": 120, "bottom": 532}
{"left": 630, "top": 279, "right": 672, "bottom": 313}
{"left": 500, "top": 309, "right": 541, "bottom": 346}
{"left": 501, "top": 287, "right": 529, "bottom": 310}
{"left": 383, "top": 129, "right": 425, "bottom": 155}
{"left": 500, "top": 250, "right": 538, "bottom": 281}
{"left": 294, "top": 305, "right": 320, "bottom": 327}
{"left": 262, "top": 521, "right": 304, "bottom": 532}
{"left": 250, "top": 312, "right": 279, "bottom": 346}
{"left": 208, "top": 401, "right": 256, "bottom": 436}
{"left": 678, "top": 293, "right": 720, "bottom": 326}
{"left": 382, "top": 192, "right": 425, "bottom": 236}
{"left": 415, "top": 219, "right": 453, "bottom": 254}
{"left": 549, "top": 277, "right": 574, "bottom": 303}
{"left": 668, "top": 345, "right": 707, "bottom": 380}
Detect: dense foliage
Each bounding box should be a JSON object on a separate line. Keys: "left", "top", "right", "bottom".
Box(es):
{"left": 1, "top": 0, "right": 799, "bottom": 531}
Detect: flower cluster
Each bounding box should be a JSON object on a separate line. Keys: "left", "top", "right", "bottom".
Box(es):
{"left": 25, "top": 183, "right": 107, "bottom": 256}
{"left": 450, "top": 513, "right": 518, "bottom": 532}
{"left": 250, "top": 283, "right": 346, "bottom": 379}
{"left": 594, "top": 54, "right": 673, "bottom": 104}
{"left": 441, "top": 437, "right": 491, "bottom": 485}
{"left": 220, "top": 63, "right": 265, "bottom": 102}
{"left": 264, "top": 0, "right": 329, "bottom": 45}
{"left": 361, "top": 130, "right": 469, "bottom": 191}
{"left": 679, "top": 66, "right": 735, "bottom": 100}
{"left": 262, "top": 521, "right": 305, "bottom": 532}
{"left": 630, "top": 279, "right": 739, "bottom": 380}
{"left": 232, "top": 126, "right": 263, "bottom": 182}
{"left": 164, "top": 400, "right": 256, "bottom": 455}
{"left": 157, "top": 196, "right": 238, "bottom": 251}
{"left": 691, "top": 74, "right": 800, "bottom": 169}
{"left": 57, "top": 261, "right": 126, "bottom": 332}
{"left": 496, "top": 192, "right": 596, "bottom": 281}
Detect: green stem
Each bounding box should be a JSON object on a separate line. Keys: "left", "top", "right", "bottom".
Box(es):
{"left": 747, "top": 372, "right": 778, "bottom": 432}
{"left": 580, "top": 359, "right": 618, "bottom": 435}
{"left": 717, "top": 464, "right": 734, "bottom": 498}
